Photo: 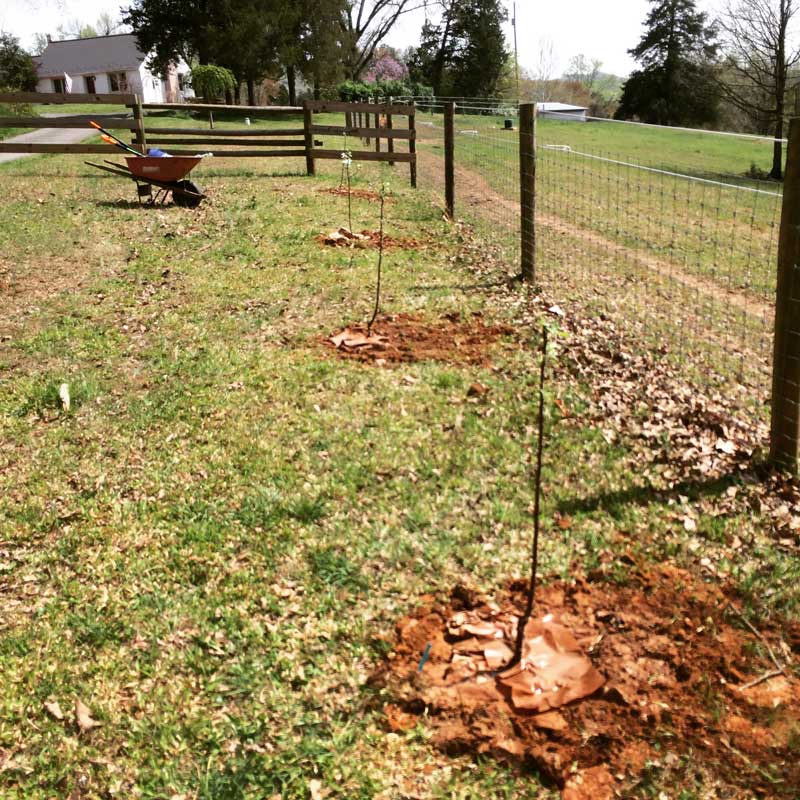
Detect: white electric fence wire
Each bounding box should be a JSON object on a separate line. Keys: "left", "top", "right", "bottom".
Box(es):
{"left": 558, "top": 148, "right": 783, "bottom": 198}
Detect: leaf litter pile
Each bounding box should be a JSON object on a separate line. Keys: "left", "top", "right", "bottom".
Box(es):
{"left": 326, "top": 312, "right": 513, "bottom": 365}
{"left": 375, "top": 560, "right": 800, "bottom": 799}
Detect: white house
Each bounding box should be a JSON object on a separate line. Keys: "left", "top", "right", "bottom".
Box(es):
{"left": 536, "top": 102, "right": 588, "bottom": 122}
{"left": 34, "top": 33, "right": 193, "bottom": 103}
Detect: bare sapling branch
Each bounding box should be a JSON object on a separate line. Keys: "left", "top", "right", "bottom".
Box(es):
{"left": 367, "top": 181, "right": 388, "bottom": 336}
{"left": 507, "top": 325, "right": 549, "bottom": 670}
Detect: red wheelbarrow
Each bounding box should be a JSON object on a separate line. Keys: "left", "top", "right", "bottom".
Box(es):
{"left": 86, "top": 155, "right": 207, "bottom": 208}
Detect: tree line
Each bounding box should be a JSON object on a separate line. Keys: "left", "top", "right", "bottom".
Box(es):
{"left": 616, "top": 0, "right": 800, "bottom": 179}
{"left": 121, "top": 0, "right": 508, "bottom": 105}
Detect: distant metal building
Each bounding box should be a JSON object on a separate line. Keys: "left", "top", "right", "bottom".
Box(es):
{"left": 536, "top": 102, "right": 588, "bottom": 122}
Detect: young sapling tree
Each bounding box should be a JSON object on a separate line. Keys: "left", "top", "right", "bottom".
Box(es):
{"left": 506, "top": 325, "right": 549, "bottom": 670}
{"left": 367, "top": 179, "right": 390, "bottom": 337}
{"left": 340, "top": 147, "right": 354, "bottom": 233}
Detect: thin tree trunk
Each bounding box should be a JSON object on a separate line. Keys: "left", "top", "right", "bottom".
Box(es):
{"left": 287, "top": 65, "right": 297, "bottom": 105}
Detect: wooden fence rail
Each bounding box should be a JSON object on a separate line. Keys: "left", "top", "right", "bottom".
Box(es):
{"left": 0, "top": 93, "right": 417, "bottom": 185}
{"left": 303, "top": 99, "right": 417, "bottom": 186}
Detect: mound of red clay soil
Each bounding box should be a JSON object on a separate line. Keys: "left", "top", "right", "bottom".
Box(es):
{"left": 325, "top": 312, "right": 514, "bottom": 365}
{"left": 317, "top": 228, "right": 423, "bottom": 250}
{"left": 319, "top": 187, "right": 390, "bottom": 202}
{"left": 372, "top": 561, "right": 800, "bottom": 799}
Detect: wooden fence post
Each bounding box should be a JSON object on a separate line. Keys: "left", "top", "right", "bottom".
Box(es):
{"left": 770, "top": 116, "right": 800, "bottom": 471}
{"left": 519, "top": 102, "right": 536, "bottom": 282}
{"left": 387, "top": 96, "right": 395, "bottom": 166}
{"left": 132, "top": 95, "right": 147, "bottom": 153}
{"left": 303, "top": 100, "right": 315, "bottom": 177}
{"left": 409, "top": 102, "right": 417, "bottom": 189}
{"left": 444, "top": 101, "right": 455, "bottom": 219}
{"left": 375, "top": 96, "right": 381, "bottom": 154}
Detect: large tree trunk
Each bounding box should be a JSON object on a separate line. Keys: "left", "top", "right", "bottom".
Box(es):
{"left": 773, "top": 58, "right": 787, "bottom": 180}
{"left": 287, "top": 65, "right": 297, "bottom": 105}
{"left": 772, "top": 113, "right": 785, "bottom": 180}
{"left": 247, "top": 78, "right": 256, "bottom": 106}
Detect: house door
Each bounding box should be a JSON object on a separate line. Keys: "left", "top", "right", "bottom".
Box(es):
{"left": 85, "top": 75, "right": 96, "bottom": 94}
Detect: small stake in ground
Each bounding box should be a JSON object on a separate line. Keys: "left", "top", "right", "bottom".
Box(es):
{"left": 506, "top": 325, "right": 549, "bottom": 670}
{"left": 340, "top": 144, "right": 354, "bottom": 233}
{"left": 367, "top": 181, "right": 389, "bottom": 337}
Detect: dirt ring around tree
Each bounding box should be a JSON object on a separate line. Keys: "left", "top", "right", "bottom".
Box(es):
{"left": 319, "top": 187, "right": 391, "bottom": 202}
{"left": 323, "top": 312, "right": 515, "bottom": 365}
{"left": 371, "top": 560, "right": 800, "bottom": 799}
{"left": 317, "top": 228, "right": 426, "bottom": 250}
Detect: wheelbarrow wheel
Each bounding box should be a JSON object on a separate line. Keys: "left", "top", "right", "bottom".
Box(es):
{"left": 173, "top": 180, "right": 203, "bottom": 208}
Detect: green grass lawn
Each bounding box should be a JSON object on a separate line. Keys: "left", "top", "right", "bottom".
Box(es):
{"left": 0, "top": 123, "right": 797, "bottom": 799}
{"left": 441, "top": 112, "right": 785, "bottom": 184}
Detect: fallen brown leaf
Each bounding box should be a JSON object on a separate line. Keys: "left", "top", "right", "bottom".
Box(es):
{"left": 74, "top": 698, "right": 101, "bottom": 732}
{"left": 44, "top": 700, "right": 64, "bottom": 721}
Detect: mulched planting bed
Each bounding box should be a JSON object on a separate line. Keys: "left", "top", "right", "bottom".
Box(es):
{"left": 373, "top": 560, "right": 800, "bottom": 799}
{"left": 324, "top": 312, "right": 515, "bottom": 365}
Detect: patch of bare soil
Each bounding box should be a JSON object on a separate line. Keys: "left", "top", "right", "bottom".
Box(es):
{"left": 317, "top": 228, "right": 424, "bottom": 250}
{"left": 324, "top": 312, "right": 514, "bottom": 365}
{"left": 374, "top": 562, "right": 800, "bottom": 799}
{"left": 319, "top": 187, "right": 390, "bottom": 202}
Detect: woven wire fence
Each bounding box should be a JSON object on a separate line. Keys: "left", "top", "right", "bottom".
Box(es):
{"left": 415, "top": 102, "right": 781, "bottom": 415}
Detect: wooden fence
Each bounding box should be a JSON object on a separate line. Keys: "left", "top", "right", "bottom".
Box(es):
{"left": 0, "top": 93, "right": 417, "bottom": 185}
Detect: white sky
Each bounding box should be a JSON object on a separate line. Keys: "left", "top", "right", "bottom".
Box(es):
{"left": 2, "top": 0, "right": 721, "bottom": 78}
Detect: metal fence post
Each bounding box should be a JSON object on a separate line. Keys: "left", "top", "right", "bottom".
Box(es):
{"left": 519, "top": 102, "right": 536, "bottom": 282}
{"left": 444, "top": 101, "right": 455, "bottom": 219}
{"left": 771, "top": 117, "right": 800, "bottom": 471}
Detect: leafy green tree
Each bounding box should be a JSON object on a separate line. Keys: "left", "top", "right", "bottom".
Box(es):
{"left": 616, "top": 0, "right": 719, "bottom": 127}
{"left": 0, "top": 32, "right": 37, "bottom": 91}
{"left": 407, "top": 0, "right": 508, "bottom": 97}
{"left": 190, "top": 64, "right": 237, "bottom": 101}
{"left": 124, "top": 0, "right": 350, "bottom": 104}
{"left": 450, "top": 0, "right": 508, "bottom": 97}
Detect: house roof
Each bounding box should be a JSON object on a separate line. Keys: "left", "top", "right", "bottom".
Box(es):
{"left": 36, "top": 33, "right": 146, "bottom": 77}
{"left": 536, "top": 103, "right": 588, "bottom": 113}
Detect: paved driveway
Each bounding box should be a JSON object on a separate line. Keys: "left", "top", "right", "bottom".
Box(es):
{"left": 0, "top": 127, "right": 94, "bottom": 165}
{"left": 0, "top": 114, "right": 130, "bottom": 165}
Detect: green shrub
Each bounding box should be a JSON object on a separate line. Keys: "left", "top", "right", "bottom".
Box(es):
{"left": 189, "top": 64, "right": 237, "bottom": 102}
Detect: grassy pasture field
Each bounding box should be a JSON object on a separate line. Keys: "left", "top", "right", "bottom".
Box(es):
{"left": 1, "top": 111, "right": 799, "bottom": 798}
{"left": 415, "top": 112, "right": 780, "bottom": 402}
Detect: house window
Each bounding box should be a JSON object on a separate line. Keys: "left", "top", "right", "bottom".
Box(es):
{"left": 85, "top": 75, "right": 96, "bottom": 94}
{"left": 52, "top": 77, "right": 64, "bottom": 93}
{"left": 108, "top": 72, "right": 129, "bottom": 93}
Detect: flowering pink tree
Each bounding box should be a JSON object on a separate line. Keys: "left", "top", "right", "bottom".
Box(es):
{"left": 365, "top": 51, "right": 409, "bottom": 83}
